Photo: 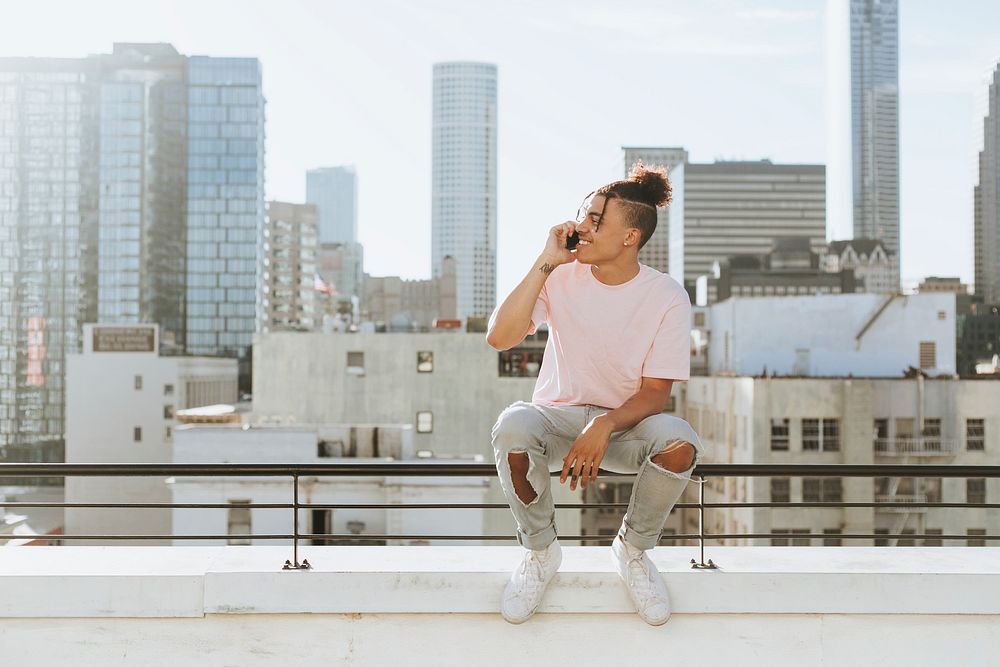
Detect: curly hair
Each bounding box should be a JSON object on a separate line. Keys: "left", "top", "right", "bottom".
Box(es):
{"left": 596, "top": 163, "right": 672, "bottom": 250}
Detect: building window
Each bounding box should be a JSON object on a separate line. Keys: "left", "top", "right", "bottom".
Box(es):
{"left": 417, "top": 350, "right": 434, "bottom": 373}
{"left": 802, "top": 419, "right": 819, "bottom": 450}
{"left": 967, "top": 529, "right": 986, "bottom": 547}
{"left": 874, "top": 528, "right": 889, "bottom": 547}
{"left": 822, "top": 419, "right": 840, "bottom": 451}
{"left": 967, "top": 478, "right": 986, "bottom": 505}
{"left": 693, "top": 312, "right": 705, "bottom": 327}
{"left": 823, "top": 528, "right": 843, "bottom": 547}
{"left": 498, "top": 348, "right": 544, "bottom": 377}
{"left": 133, "top": 427, "right": 142, "bottom": 442}
{"left": 164, "top": 426, "right": 172, "bottom": 443}
{"left": 416, "top": 411, "right": 433, "bottom": 433}
{"left": 227, "top": 500, "right": 252, "bottom": 545}
{"left": 346, "top": 351, "right": 365, "bottom": 375}
{"left": 801, "top": 478, "right": 842, "bottom": 502}
{"left": 923, "top": 528, "right": 943, "bottom": 547}
{"left": 164, "top": 405, "right": 174, "bottom": 419}
{"left": 770, "top": 418, "right": 789, "bottom": 451}
{"left": 770, "top": 529, "right": 790, "bottom": 547}
{"left": 919, "top": 341, "right": 936, "bottom": 369}
{"left": 803, "top": 418, "right": 839, "bottom": 451}
{"left": 967, "top": 419, "right": 985, "bottom": 451}
{"left": 663, "top": 396, "right": 676, "bottom": 413}
{"left": 164, "top": 383, "right": 174, "bottom": 396}
{"left": 770, "top": 478, "right": 790, "bottom": 503}
{"left": 134, "top": 375, "right": 143, "bottom": 390}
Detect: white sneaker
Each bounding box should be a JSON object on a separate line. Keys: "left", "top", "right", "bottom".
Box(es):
{"left": 501, "top": 540, "right": 562, "bottom": 624}
{"left": 611, "top": 535, "right": 671, "bottom": 625}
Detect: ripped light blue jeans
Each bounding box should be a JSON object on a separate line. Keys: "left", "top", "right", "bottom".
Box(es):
{"left": 492, "top": 401, "right": 706, "bottom": 551}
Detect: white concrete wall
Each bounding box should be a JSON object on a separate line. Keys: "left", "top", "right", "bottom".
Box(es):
{"left": 252, "top": 332, "right": 538, "bottom": 458}
{"left": 1, "top": 546, "right": 997, "bottom": 665}
{"left": 64, "top": 339, "right": 238, "bottom": 544}
{"left": 709, "top": 293, "right": 957, "bottom": 376}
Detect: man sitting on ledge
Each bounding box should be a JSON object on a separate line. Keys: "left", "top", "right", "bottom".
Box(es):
{"left": 486, "top": 164, "right": 705, "bottom": 626}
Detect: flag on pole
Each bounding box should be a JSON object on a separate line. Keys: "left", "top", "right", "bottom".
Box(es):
{"left": 313, "top": 272, "right": 338, "bottom": 297}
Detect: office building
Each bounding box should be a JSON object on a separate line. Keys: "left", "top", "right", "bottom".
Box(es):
{"left": 827, "top": 0, "right": 900, "bottom": 289}
{"left": 431, "top": 62, "right": 497, "bottom": 320}
{"left": 262, "top": 202, "right": 318, "bottom": 333}
{"left": 0, "top": 43, "right": 264, "bottom": 462}
{"left": 184, "top": 55, "right": 265, "bottom": 385}
{"left": 306, "top": 166, "right": 357, "bottom": 244}
{"left": 685, "top": 160, "right": 827, "bottom": 302}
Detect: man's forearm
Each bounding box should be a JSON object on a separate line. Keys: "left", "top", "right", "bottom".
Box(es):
{"left": 486, "top": 254, "right": 558, "bottom": 350}
{"left": 592, "top": 388, "right": 667, "bottom": 435}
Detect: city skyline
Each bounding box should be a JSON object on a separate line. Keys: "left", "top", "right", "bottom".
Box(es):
{"left": 0, "top": 1, "right": 997, "bottom": 300}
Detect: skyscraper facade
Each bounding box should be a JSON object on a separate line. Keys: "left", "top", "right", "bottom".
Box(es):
{"left": 621, "top": 147, "right": 687, "bottom": 283}
{"left": 184, "top": 56, "right": 265, "bottom": 380}
{"left": 306, "top": 166, "right": 357, "bottom": 244}
{"left": 851, "top": 0, "right": 899, "bottom": 262}
{"left": 684, "top": 161, "right": 827, "bottom": 304}
{"left": 975, "top": 63, "right": 1000, "bottom": 303}
{"left": 431, "top": 62, "right": 497, "bottom": 321}
{"left": 0, "top": 44, "right": 264, "bottom": 462}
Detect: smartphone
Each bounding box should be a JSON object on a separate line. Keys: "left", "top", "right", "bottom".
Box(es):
{"left": 566, "top": 231, "right": 580, "bottom": 250}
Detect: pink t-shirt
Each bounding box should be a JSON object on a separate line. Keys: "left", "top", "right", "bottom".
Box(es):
{"left": 524, "top": 261, "right": 691, "bottom": 409}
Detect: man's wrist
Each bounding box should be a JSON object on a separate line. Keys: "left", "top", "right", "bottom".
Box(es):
{"left": 536, "top": 255, "right": 561, "bottom": 273}
{"left": 590, "top": 413, "right": 618, "bottom": 434}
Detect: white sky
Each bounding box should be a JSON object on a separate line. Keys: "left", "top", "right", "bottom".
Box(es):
{"left": 2, "top": 0, "right": 996, "bottom": 296}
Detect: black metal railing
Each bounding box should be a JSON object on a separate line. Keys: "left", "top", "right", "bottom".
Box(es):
{"left": 1, "top": 462, "right": 998, "bottom": 570}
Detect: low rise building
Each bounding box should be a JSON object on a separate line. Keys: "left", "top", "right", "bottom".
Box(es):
{"left": 64, "top": 324, "right": 239, "bottom": 544}
{"left": 713, "top": 237, "right": 856, "bottom": 302}
{"left": 707, "top": 293, "right": 956, "bottom": 377}
{"left": 684, "top": 375, "right": 999, "bottom": 547}
{"left": 823, "top": 239, "right": 896, "bottom": 294}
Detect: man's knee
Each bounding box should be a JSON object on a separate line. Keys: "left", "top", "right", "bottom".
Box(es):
{"left": 651, "top": 440, "right": 697, "bottom": 473}
{"left": 491, "top": 404, "right": 544, "bottom": 453}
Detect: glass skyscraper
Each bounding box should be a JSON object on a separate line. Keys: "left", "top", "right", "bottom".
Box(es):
{"left": 306, "top": 165, "right": 357, "bottom": 244}
{"left": 849, "top": 0, "right": 900, "bottom": 288}
{"left": 431, "top": 62, "right": 497, "bottom": 321}
{"left": 0, "top": 44, "right": 264, "bottom": 464}
{"left": 185, "top": 56, "right": 265, "bottom": 382}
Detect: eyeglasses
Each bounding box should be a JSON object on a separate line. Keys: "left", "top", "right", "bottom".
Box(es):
{"left": 575, "top": 191, "right": 606, "bottom": 229}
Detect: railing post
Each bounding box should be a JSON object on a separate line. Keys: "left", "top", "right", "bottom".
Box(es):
{"left": 690, "top": 473, "right": 717, "bottom": 569}
{"left": 283, "top": 473, "right": 311, "bottom": 570}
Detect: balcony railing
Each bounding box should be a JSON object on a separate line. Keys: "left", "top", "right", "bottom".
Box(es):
{"left": 874, "top": 437, "right": 958, "bottom": 456}
{"left": 1, "top": 462, "right": 998, "bottom": 571}
{"left": 873, "top": 493, "right": 929, "bottom": 512}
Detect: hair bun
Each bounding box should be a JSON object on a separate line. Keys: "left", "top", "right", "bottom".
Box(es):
{"left": 628, "top": 162, "right": 672, "bottom": 208}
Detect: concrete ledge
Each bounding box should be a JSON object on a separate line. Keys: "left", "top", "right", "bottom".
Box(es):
{"left": 1, "top": 546, "right": 998, "bottom": 618}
